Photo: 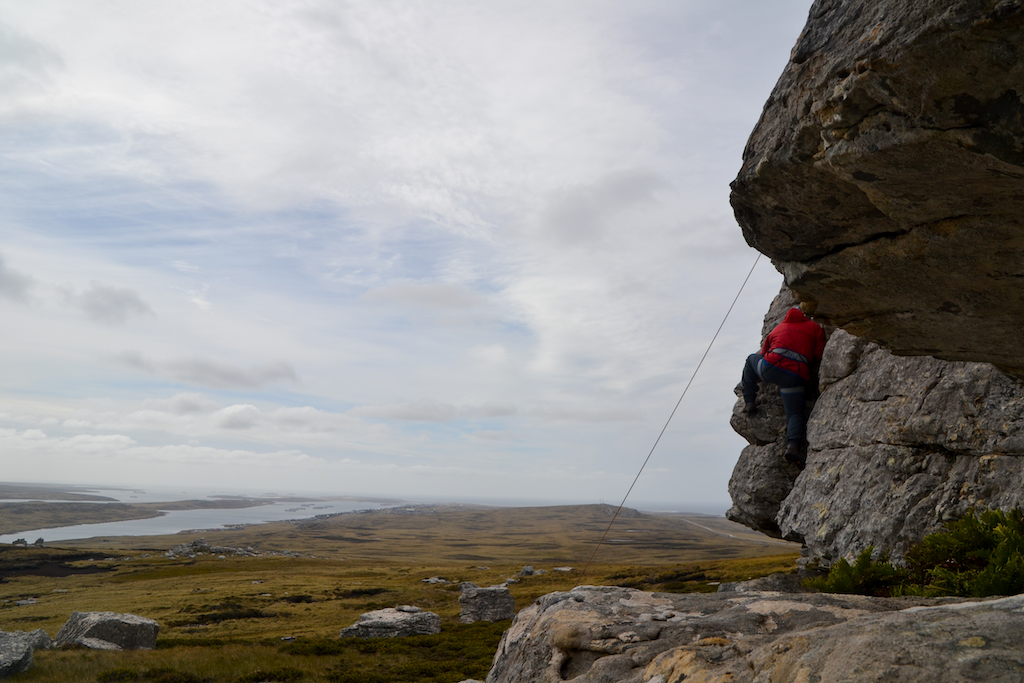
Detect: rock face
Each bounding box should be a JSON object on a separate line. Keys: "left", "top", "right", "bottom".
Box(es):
{"left": 54, "top": 612, "right": 159, "bottom": 650}
{"left": 485, "top": 586, "right": 1024, "bottom": 683}
{"left": 338, "top": 605, "right": 442, "bottom": 639}
{"left": 459, "top": 583, "right": 515, "bottom": 624}
{"left": 730, "top": 285, "right": 1024, "bottom": 564}
{"left": 730, "top": 0, "right": 1024, "bottom": 377}
{"left": 0, "top": 634, "right": 33, "bottom": 679}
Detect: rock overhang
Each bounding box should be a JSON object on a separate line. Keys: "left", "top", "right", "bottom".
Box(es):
{"left": 730, "top": 0, "right": 1024, "bottom": 377}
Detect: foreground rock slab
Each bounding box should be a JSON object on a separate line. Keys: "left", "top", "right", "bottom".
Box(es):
{"left": 55, "top": 612, "right": 159, "bottom": 650}
{"left": 459, "top": 583, "right": 515, "bottom": 624}
{"left": 0, "top": 634, "right": 33, "bottom": 679}
{"left": 484, "top": 586, "right": 1024, "bottom": 683}
{"left": 339, "top": 605, "right": 441, "bottom": 639}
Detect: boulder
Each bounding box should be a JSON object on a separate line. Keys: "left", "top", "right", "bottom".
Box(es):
{"left": 485, "top": 586, "right": 1024, "bottom": 683}
{"left": 730, "top": 0, "right": 1024, "bottom": 378}
{"left": 0, "top": 634, "right": 32, "bottom": 679}
{"left": 339, "top": 605, "right": 441, "bottom": 639}
{"left": 3, "top": 630, "right": 53, "bottom": 651}
{"left": 459, "top": 583, "right": 515, "bottom": 623}
{"left": 55, "top": 612, "right": 159, "bottom": 650}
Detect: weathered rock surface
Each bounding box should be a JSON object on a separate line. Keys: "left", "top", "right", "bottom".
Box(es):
{"left": 731, "top": 285, "right": 1024, "bottom": 564}
{"left": 54, "top": 612, "right": 159, "bottom": 650}
{"left": 484, "top": 586, "right": 1024, "bottom": 683}
{"left": 730, "top": 0, "right": 1024, "bottom": 377}
{"left": 459, "top": 583, "right": 515, "bottom": 624}
{"left": 338, "top": 605, "right": 441, "bottom": 639}
{"left": 2, "top": 629, "right": 53, "bottom": 651}
{"left": 0, "top": 633, "right": 32, "bottom": 679}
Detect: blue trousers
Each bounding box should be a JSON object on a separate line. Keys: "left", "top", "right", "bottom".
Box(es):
{"left": 742, "top": 353, "right": 806, "bottom": 445}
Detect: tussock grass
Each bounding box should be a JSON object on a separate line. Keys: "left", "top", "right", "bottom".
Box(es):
{"left": 1, "top": 505, "right": 797, "bottom": 681}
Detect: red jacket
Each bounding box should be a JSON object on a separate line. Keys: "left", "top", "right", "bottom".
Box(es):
{"left": 761, "top": 308, "right": 826, "bottom": 381}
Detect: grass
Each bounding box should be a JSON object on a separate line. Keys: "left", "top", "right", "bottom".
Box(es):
{"left": 0, "top": 504, "right": 798, "bottom": 681}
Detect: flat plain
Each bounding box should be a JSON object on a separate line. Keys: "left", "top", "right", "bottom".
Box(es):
{"left": 0, "top": 504, "right": 799, "bottom": 682}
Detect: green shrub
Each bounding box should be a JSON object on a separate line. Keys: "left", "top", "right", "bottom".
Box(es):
{"left": 808, "top": 508, "right": 1024, "bottom": 598}
{"left": 907, "top": 507, "right": 1024, "bottom": 597}
{"left": 97, "top": 669, "right": 140, "bottom": 683}
{"left": 804, "top": 547, "right": 908, "bottom": 597}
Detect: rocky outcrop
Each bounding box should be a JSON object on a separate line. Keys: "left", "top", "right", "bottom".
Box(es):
{"left": 0, "top": 634, "right": 32, "bottom": 679}
{"left": 730, "top": 0, "right": 1024, "bottom": 377}
{"left": 338, "top": 605, "right": 441, "bottom": 639}
{"left": 54, "top": 612, "right": 159, "bottom": 650}
{"left": 459, "top": 583, "right": 515, "bottom": 624}
{"left": 730, "top": 285, "right": 1024, "bottom": 564}
{"left": 484, "top": 586, "right": 1024, "bottom": 683}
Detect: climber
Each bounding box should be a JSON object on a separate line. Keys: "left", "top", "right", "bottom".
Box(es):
{"left": 740, "top": 305, "right": 826, "bottom": 465}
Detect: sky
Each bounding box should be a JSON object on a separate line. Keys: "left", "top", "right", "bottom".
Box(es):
{"left": 0, "top": 0, "right": 810, "bottom": 511}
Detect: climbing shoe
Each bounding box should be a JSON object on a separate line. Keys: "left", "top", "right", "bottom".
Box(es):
{"left": 741, "top": 402, "right": 757, "bottom": 415}
{"left": 784, "top": 442, "right": 805, "bottom": 469}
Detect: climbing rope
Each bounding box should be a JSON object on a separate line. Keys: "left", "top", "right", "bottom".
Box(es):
{"left": 573, "top": 252, "right": 762, "bottom": 587}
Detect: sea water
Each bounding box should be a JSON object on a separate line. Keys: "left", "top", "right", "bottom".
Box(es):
{"left": 0, "top": 486, "right": 396, "bottom": 544}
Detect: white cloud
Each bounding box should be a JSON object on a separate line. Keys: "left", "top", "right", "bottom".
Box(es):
{"left": 214, "top": 404, "right": 262, "bottom": 430}
{"left": 351, "top": 399, "right": 458, "bottom": 423}
{"left": 528, "top": 406, "right": 643, "bottom": 422}
{"left": 363, "top": 282, "right": 486, "bottom": 310}
{"left": 351, "top": 399, "right": 517, "bottom": 422}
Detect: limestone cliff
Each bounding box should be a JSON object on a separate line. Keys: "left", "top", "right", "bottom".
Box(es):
{"left": 730, "top": 0, "right": 1024, "bottom": 376}
{"left": 727, "top": 0, "right": 1024, "bottom": 565}
{"left": 730, "top": 285, "right": 1024, "bottom": 565}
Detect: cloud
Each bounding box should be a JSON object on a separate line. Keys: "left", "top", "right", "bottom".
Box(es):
{"left": 351, "top": 399, "right": 518, "bottom": 422}
{"left": 0, "top": 20, "right": 63, "bottom": 93}
{"left": 352, "top": 398, "right": 458, "bottom": 422}
{"left": 527, "top": 406, "right": 642, "bottom": 422}
{"left": 113, "top": 351, "right": 156, "bottom": 373}
{"left": 214, "top": 404, "right": 261, "bottom": 429}
{"left": 67, "top": 281, "right": 154, "bottom": 324}
{"left": 171, "top": 261, "right": 201, "bottom": 273}
{"left": 460, "top": 401, "right": 517, "bottom": 418}
{"left": 0, "top": 254, "right": 34, "bottom": 302}
{"left": 115, "top": 353, "right": 299, "bottom": 390}
{"left": 540, "top": 170, "right": 668, "bottom": 247}
{"left": 163, "top": 358, "right": 298, "bottom": 389}
{"left": 142, "top": 393, "right": 221, "bottom": 415}
{"left": 362, "top": 282, "right": 486, "bottom": 310}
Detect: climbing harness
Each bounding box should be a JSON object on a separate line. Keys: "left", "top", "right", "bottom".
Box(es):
{"left": 573, "top": 253, "right": 762, "bottom": 587}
